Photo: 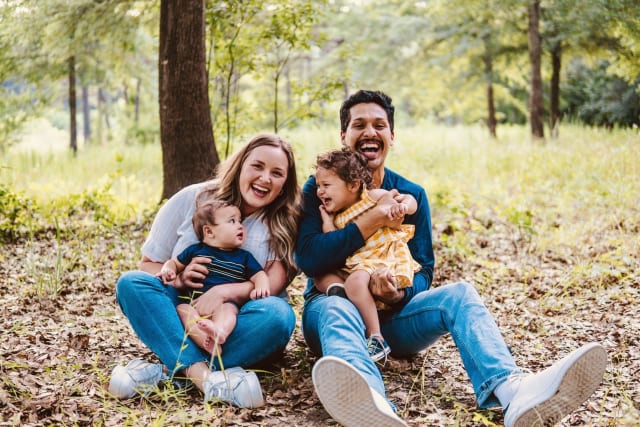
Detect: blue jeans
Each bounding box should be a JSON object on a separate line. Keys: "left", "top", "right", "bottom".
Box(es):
{"left": 302, "top": 281, "right": 520, "bottom": 408}
{"left": 116, "top": 271, "right": 296, "bottom": 375}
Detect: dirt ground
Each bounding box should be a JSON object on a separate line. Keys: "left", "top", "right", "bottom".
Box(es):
{"left": 1, "top": 218, "right": 638, "bottom": 426}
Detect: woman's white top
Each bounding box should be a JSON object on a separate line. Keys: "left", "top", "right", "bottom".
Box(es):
{"left": 141, "top": 183, "right": 273, "bottom": 267}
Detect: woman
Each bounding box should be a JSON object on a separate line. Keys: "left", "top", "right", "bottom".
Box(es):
{"left": 109, "top": 133, "right": 300, "bottom": 408}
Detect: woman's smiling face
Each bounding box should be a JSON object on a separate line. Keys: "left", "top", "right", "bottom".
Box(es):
{"left": 238, "top": 145, "right": 289, "bottom": 216}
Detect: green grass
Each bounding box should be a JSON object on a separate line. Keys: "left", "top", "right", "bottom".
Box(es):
{"left": 2, "top": 122, "right": 638, "bottom": 256}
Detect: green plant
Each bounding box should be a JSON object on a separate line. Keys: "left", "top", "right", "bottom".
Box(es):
{"left": 0, "top": 183, "right": 38, "bottom": 241}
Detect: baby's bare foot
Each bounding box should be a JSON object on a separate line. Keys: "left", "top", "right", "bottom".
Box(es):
{"left": 198, "top": 319, "right": 228, "bottom": 347}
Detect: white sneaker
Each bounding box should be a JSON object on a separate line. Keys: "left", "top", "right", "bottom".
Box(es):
{"left": 108, "top": 359, "right": 167, "bottom": 398}
{"left": 504, "top": 342, "right": 607, "bottom": 427}
{"left": 312, "top": 356, "right": 407, "bottom": 427}
{"left": 204, "top": 367, "right": 265, "bottom": 408}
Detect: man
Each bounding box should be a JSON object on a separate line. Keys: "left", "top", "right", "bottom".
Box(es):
{"left": 295, "top": 90, "right": 606, "bottom": 427}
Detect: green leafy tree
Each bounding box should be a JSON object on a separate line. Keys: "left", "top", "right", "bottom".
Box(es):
{"left": 206, "top": 0, "right": 263, "bottom": 157}
{"left": 0, "top": 0, "right": 157, "bottom": 151}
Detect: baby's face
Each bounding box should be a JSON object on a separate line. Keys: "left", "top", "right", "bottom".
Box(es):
{"left": 315, "top": 167, "right": 359, "bottom": 214}
{"left": 210, "top": 205, "right": 245, "bottom": 248}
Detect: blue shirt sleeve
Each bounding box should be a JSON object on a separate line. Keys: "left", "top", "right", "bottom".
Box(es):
{"left": 242, "top": 250, "right": 264, "bottom": 279}
{"left": 295, "top": 175, "right": 367, "bottom": 277}
{"left": 176, "top": 243, "right": 198, "bottom": 266}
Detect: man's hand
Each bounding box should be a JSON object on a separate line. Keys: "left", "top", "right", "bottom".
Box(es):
{"left": 369, "top": 267, "right": 404, "bottom": 305}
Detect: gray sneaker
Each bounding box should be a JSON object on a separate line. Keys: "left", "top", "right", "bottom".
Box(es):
{"left": 312, "top": 356, "right": 407, "bottom": 427}
{"left": 204, "top": 367, "right": 265, "bottom": 408}
{"left": 108, "top": 359, "right": 167, "bottom": 399}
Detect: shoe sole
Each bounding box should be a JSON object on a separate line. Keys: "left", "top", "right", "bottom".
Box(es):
{"left": 312, "top": 356, "right": 407, "bottom": 427}
{"left": 513, "top": 343, "right": 607, "bottom": 427}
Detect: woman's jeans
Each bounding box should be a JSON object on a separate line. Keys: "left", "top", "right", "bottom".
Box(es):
{"left": 116, "top": 271, "right": 296, "bottom": 375}
{"left": 302, "top": 281, "right": 520, "bottom": 408}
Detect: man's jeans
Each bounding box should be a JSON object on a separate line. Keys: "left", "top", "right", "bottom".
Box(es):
{"left": 116, "top": 271, "right": 296, "bottom": 375}
{"left": 302, "top": 281, "right": 519, "bottom": 408}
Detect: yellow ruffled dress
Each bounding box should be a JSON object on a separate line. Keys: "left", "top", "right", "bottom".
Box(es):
{"left": 335, "top": 189, "right": 421, "bottom": 310}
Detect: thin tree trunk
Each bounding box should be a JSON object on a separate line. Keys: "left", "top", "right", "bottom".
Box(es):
{"left": 68, "top": 56, "right": 77, "bottom": 155}
{"left": 96, "top": 87, "right": 103, "bottom": 144}
{"left": 483, "top": 34, "right": 497, "bottom": 139}
{"left": 159, "top": 0, "right": 218, "bottom": 200}
{"left": 273, "top": 72, "right": 279, "bottom": 133}
{"left": 285, "top": 64, "right": 291, "bottom": 110}
{"left": 550, "top": 42, "right": 562, "bottom": 138}
{"left": 527, "top": 0, "right": 544, "bottom": 139}
{"left": 82, "top": 85, "right": 91, "bottom": 144}
{"left": 134, "top": 78, "right": 141, "bottom": 123}
{"left": 98, "top": 89, "right": 111, "bottom": 131}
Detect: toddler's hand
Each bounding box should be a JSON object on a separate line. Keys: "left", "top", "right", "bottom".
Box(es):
{"left": 250, "top": 285, "right": 271, "bottom": 300}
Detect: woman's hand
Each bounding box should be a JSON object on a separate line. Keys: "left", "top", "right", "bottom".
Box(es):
{"left": 175, "top": 256, "right": 210, "bottom": 289}
{"left": 193, "top": 282, "right": 253, "bottom": 314}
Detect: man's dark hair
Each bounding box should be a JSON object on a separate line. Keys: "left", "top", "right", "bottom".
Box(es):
{"left": 339, "top": 90, "right": 395, "bottom": 133}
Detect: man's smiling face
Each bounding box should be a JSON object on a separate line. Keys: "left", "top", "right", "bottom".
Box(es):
{"left": 340, "top": 102, "right": 394, "bottom": 175}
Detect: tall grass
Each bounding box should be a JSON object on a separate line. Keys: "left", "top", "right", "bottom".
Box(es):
{"left": 2, "top": 123, "right": 638, "bottom": 229}
{"left": 1, "top": 140, "right": 162, "bottom": 220}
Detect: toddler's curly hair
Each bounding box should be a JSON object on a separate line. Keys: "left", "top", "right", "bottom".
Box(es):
{"left": 315, "top": 148, "right": 373, "bottom": 191}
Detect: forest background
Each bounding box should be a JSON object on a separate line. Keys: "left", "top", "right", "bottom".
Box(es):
{"left": 1, "top": 0, "right": 639, "bottom": 426}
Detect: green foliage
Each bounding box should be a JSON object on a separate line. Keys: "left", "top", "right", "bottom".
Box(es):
{"left": 206, "top": 0, "right": 341, "bottom": 154}
{"left": 0, "top": 0, "right": 158, "bottom": 146}
{"left": 0, "top": 85, "right": 41, "bottom": 150}
{"left": 0, "top": 183, "right": 39, "bottom": 241}
{"left": 563, "top": 60, "right": 640, "bottom": 127}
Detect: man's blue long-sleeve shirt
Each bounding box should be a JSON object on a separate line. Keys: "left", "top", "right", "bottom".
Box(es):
{"left": 295, "top": 167, "right": 435, "bottom": 307}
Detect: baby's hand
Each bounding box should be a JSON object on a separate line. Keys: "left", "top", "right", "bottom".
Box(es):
{"left": 158, "top": 267, "right": 176, "bottom": 285}
{"left": 387, "top": 202, "right": 408, "bottom": 220}
{"left": 250, "top": 285, "right": 271, "bottom": 300}
{"left": 319, "top": 205, "right": 337, "bottom": 232}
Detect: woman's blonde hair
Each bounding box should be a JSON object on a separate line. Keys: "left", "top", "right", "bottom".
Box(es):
{"left": 197, "top": 133, "right": 301, "bottom": 280}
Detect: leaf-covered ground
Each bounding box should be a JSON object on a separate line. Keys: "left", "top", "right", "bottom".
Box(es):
{"left": 1, "top": 211, "right": 638, "bottom": 426}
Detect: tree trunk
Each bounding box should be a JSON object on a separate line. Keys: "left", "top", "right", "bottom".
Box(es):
{"left": 527, "top": 0, "right": 544, "bottom": 139}
{"left": 134, "top": 78, "right": 141, "bottom": 123}
{"left": 273, "top": 72, "right": 279, "bottom": 133}
{"left": 483, "top": 35, "right": 497, "bottom": 139}
{"left": 68, "top": 56, "right": 77, "bottom": 155}
{"left": 159, "top": 0, "right": 218, "bottom": 201}
{"left": 82, "top": 85, "right": 91, "bottom": 144}
{"left": 550, "top": 42, "right": 562, "bottom": 138}
{"left": 98, "top": 88, "right": 111, "bottom": 131}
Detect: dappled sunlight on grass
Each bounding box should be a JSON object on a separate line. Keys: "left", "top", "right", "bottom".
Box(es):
{"left": 2, "top": 138, "right": 162, "bottom": 220}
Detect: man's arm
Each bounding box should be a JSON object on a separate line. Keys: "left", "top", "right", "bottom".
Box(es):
{"left": 296, "top": 175, "right": 398, "bottom": 277}
{"left": 295, "top": 176, "right": 365, "bottom": 277}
